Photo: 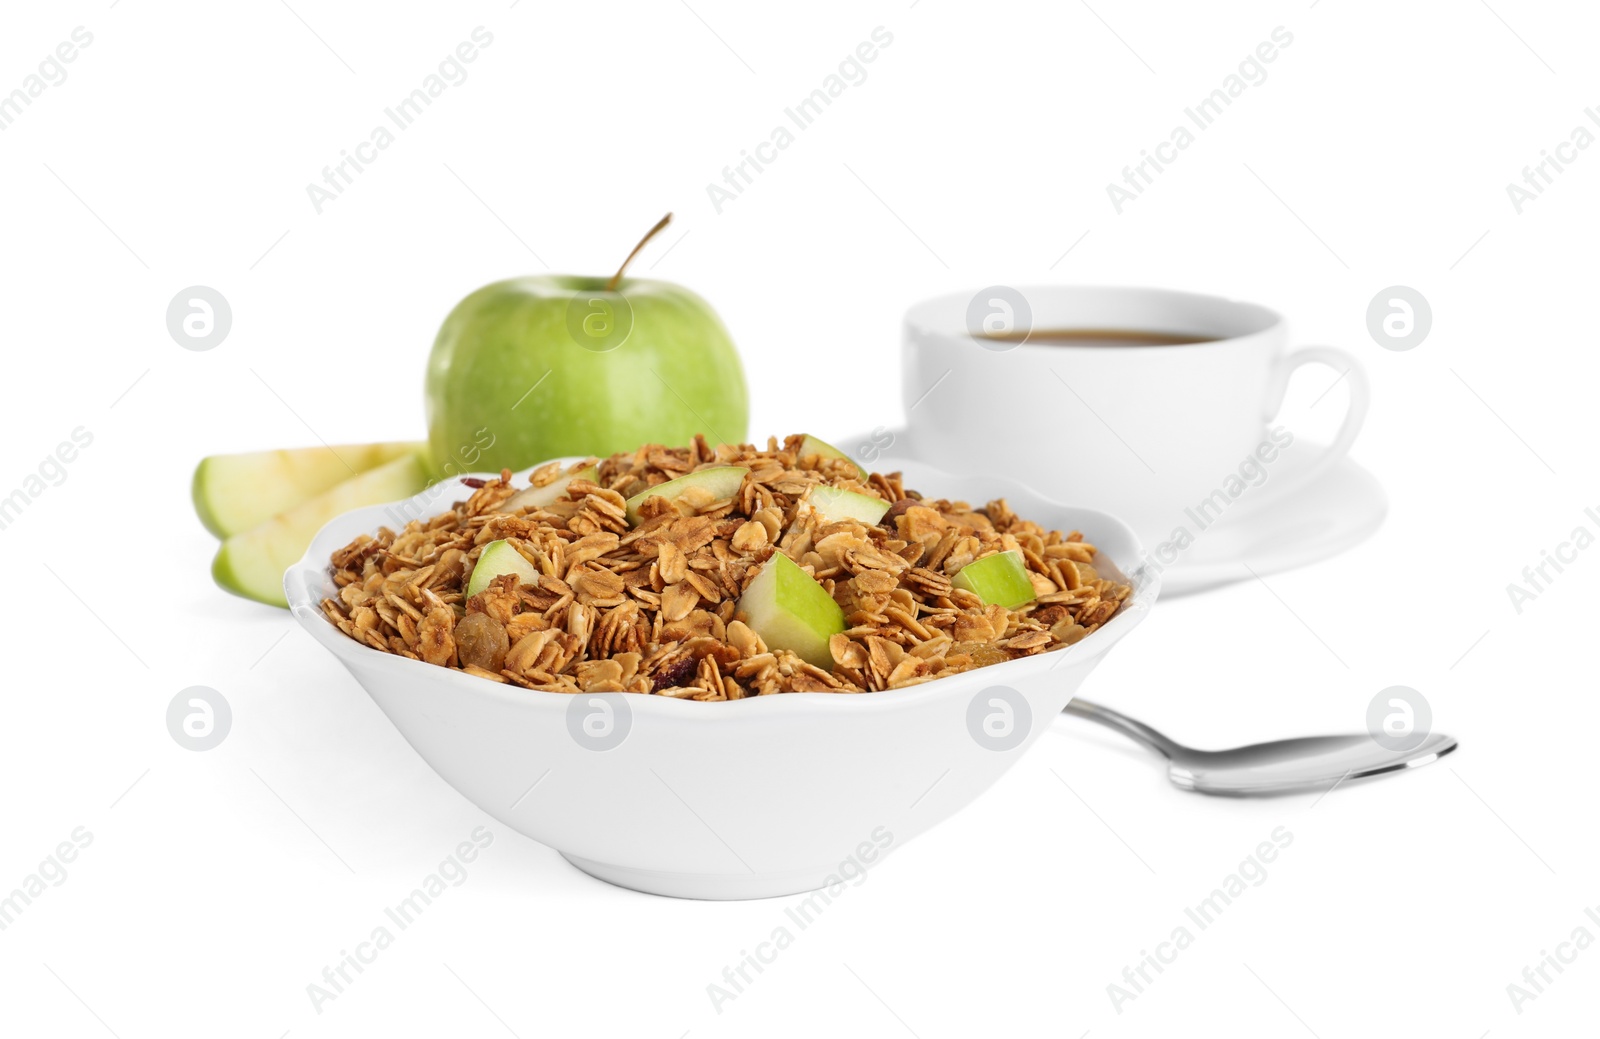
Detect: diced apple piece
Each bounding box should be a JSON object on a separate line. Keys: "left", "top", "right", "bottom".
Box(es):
{"left": 501, "top": 464, "right": 599, "bottom": 512}
{"left": 806, "top": 485, "right": 890, "bottom": 525}
{"left": 797, "top": 433, "right": 867, "bottom": 479}
{"left": 212, "top": 453, "right": 430, "bottom": 608}
{"left": 735, "top": 552, "right": 846, "bottom": 669}
{"left": 623, "top": 466, "right": 748, "bottom": 526}
{"left": 193, "top": 441, "right": 425, "bottom": 538}
{"left": 466, "top": 539, "right": 541, "bottom": 598}
{"left": 951, "top": 550, "right": 1036, "bottom": 609}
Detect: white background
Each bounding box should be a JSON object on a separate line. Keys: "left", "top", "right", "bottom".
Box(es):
{"left": 1, "top": 0, "right": 1595, "bottom": 1035}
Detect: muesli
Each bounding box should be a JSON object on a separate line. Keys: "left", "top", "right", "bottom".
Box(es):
{"left": 321, "top": 434, "right": 1132, "bottom": 699}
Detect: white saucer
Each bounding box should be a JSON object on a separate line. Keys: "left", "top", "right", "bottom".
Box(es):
{"left": 831, "top": 428, "right": 1387, "bottom": 599}
{"left": 1147, "top": 454, "right": 1386, "bottom": 596}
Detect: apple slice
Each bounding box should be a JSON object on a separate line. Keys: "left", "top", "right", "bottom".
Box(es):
{"left": 951, "top": 550, "right": 1036, "bottom": 609}
{"left": 735, "top": 552, "right": 846, "bottom": 669}
{"left": 212, "top": 452, "right": 430, "bottom": 608}
{"left": 623, "top": 466, "right": 748, "bottom": 525}
{"left": 797, "top": 434, "right": 867, "bottom": 479}
{"left": 501, "top": 464, "right": 599, "bottom": 512}
{"left": 193, "top": 441, "right": 425, "bottom": 538}
{"left": 466, "top": 539, "right": 541, "bottom": 598}
{"left": 806, "top": 485, "right": 890, "bottom": 525}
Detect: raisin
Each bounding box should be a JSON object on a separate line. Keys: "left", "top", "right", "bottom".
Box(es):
{"left": 454, "top": 612, "right": 509, "bottom": 671}
{"left": 653, "top": 656, "right": 697, "bottom": 689}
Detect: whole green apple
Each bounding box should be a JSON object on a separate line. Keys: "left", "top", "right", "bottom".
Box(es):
{"left": 426, "top": 227, "right": 747, "bottom": 476}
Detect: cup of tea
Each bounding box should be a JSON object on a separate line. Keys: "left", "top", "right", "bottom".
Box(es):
{"left": 900, "top": 286, "right": 1370, "bottom": 545}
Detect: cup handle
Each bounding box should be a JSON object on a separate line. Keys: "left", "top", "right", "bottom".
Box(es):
{"left": 1250, "top": 346, "right": 1371, "bottom": 505}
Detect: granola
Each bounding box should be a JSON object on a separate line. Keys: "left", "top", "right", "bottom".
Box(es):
{"left": 320, "top": 434, "right": 1133, "bottom": 699}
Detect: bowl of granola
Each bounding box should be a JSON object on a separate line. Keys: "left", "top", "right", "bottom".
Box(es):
{"left": 286, "top": 434, "right": 1158, "bottom": 899}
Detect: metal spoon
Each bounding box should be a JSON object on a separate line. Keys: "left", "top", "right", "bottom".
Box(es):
{"left": 1062, "top": 699, "right": 1458, "bottom": 796}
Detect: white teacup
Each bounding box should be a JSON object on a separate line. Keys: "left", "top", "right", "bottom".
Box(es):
{"left": 901, "top": 286, "right": 1370, "bottom": 547}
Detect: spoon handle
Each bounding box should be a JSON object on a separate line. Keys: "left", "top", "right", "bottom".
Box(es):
{"left": 1062, "top": 699, "right": 1181, "bottom": 759}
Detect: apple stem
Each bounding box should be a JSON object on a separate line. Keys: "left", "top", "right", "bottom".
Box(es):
{"left": 606, "top": 212, "right": 672, "bottom": 292}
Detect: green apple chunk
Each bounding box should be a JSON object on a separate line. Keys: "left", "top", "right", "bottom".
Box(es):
{"left": 212, "top": 453, "right": 429, "bottom": 608}
{"left": 193, "top": 441, "right": 425, "bottom": 538}
{"left": 806, "top": 485, "right": 890, "bottom": 525}
{"left": 951, "top": 550, "right": 1036, "bottom": 609}
{"left": 466, "top": 539, "right": 541, "bottom": 598}
{"left": 623, "top": 466, "right": 748, "bottom": 525}
{"left": 501, "top": 464, "right": 599, "bottom": 512}
{"left": 736, "top": 552, "right": 846, "bottom": 669}
{"left": 798, "top": 433, "right": 867, "bottom": 479}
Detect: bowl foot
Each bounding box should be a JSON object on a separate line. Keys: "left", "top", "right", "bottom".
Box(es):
{"left": 560, "top": 853, "right": 846, "bottom": 900}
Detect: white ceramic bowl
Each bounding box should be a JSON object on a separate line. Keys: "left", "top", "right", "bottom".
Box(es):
{"left": 285, "top": 458, "right": 1159, "bottom": 899}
